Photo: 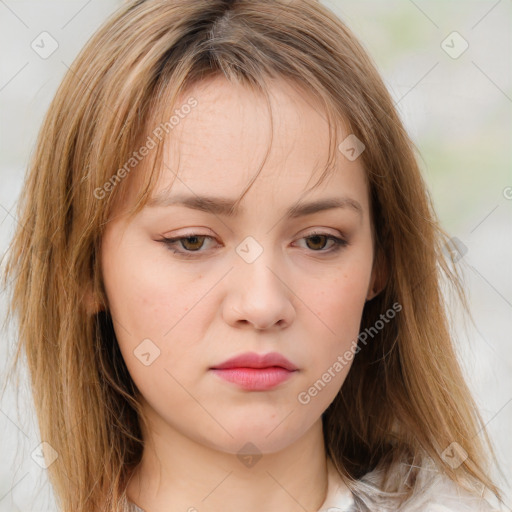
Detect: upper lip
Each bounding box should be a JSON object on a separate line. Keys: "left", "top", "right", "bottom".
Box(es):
{"left": 210, "top": 351, "right": 298, "bottom": 371}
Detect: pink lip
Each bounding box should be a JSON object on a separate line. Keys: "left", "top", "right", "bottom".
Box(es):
{"left": 209, "top": 352, "right": 298, "bottom": 391}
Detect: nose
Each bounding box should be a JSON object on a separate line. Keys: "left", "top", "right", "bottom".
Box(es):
{"left": 222, "top": 250, "right": 296, "bottom": 330}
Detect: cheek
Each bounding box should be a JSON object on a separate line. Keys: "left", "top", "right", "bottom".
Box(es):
{"left": 101, "top": 243, "right": 211, "bottom": 379}
{"left": 318, "top": 271, "right": 367, "bottom": 313}
{"left": 102, "top": 243, "right": 192, "bottom": 335}
{"left": 302, "top": 254, "right": 372, "bottom": 380}
{"left": 311, "top": 261, "right": 371, "bottom": 335}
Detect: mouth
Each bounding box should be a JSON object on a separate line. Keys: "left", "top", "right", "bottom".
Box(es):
{"left": 209, "top": 367, "right": 297, "bottom": 391}
{"left": 209, "top": 351, "right": 299, "bottom": 391}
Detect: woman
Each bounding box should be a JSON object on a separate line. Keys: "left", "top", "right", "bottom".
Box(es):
{"left": 1, "top": 0, "right": 503, "bottom": 510}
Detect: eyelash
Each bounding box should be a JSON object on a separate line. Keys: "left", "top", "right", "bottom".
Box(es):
{"left": 158, "top": 231, "right": 348, "bottom": 258}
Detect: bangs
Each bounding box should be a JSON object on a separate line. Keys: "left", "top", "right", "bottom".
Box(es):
{"left": 109, "top": 70, "right": 346, "bottom": 226}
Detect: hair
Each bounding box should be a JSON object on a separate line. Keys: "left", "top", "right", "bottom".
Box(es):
{"left": 0, "top": 0, "right": 503, "bottom": 510}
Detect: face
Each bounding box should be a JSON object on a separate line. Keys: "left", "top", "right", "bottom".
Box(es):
{"left": 100, "top": 76, "right": 378, "bottom": 455}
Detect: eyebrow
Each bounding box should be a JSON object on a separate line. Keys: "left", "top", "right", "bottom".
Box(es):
{"left": 146, "top": 193, "right": 363, "bottom": 219}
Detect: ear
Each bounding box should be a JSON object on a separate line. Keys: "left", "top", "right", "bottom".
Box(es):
{"left": 84, "top": 282, "right": 105, "bottom": 315}
{"left": 366, "top": 246, "right": 388, "bottom": 302}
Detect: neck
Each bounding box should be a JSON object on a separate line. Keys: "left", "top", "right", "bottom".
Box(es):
{"left": 126, "top": 413, "right": 328, "bottom": 512}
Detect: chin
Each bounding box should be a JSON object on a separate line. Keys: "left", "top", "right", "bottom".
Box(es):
{"left": 200, "top": 420, "right": 309, "bottom": 456}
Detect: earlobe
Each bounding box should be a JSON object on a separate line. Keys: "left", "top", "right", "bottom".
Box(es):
{"left": 366, "top": 247, "right": 388, "bottom": 302}
{"left": 365, "top": 287, "right": 379, "bottom": 302}
{"left": 84, "top": 283, "right": 105, "bottom": 315}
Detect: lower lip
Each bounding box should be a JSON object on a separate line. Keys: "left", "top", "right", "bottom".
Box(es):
{"left": 210, "top": 367, "right": 296, "bottom": 391}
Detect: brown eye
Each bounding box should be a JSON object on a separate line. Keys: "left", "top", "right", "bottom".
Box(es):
{"left": 159, "top": 234, "right": 216, "bottom": 257}
{"left": 297, "top": 232, "right": 348, "bottom": 254}
{"left": 159, "top": 231, "right": 348, "bottom": 259}
{"left": 179, "top": 235, "right": 207, "bottom": 251}
{"left": 305, "top": 234, "right": 330, "bottom": 251}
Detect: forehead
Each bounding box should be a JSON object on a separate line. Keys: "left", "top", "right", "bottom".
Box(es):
{"left": 127, "top": 75, "right": 369, "bottom": 216}
{"left": 169, "top": 76, "right": 337, "bottom": 182}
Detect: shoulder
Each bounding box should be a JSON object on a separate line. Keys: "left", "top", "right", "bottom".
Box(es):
{"left": 347, "top": 460, "right": 497, "bottom": 512}
{"left": 399, "top": 471, "right": 497, "bottom": 512}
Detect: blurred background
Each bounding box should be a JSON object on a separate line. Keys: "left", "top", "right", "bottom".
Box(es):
{"left": 0, "top": 1, "right": 510, "bottom": 510}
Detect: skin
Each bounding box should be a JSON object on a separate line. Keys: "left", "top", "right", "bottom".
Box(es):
{"left": 98, "top": 75, "right": 382, "bottom": 512}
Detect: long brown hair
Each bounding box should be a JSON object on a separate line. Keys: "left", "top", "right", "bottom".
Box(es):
{"left": 1, "top": 0, "right": 501, "bottom": 510}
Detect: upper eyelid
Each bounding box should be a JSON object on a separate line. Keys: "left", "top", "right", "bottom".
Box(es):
{"left": 163, "top": 227, "right": 345, "bottom": 239}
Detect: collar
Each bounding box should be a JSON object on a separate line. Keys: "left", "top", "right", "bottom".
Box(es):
{"left": 317, "top": 457, "right": 354, "bottom": 511}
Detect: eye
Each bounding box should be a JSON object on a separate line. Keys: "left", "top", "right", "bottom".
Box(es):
{"left": 295, "top": 231, "right": 348, "bottom": 254}
{"left": 160, "top": 234, "right": 215, "bottom": 255}
{"left": 158, "top": 231, "right": 348, "bottom": 258}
